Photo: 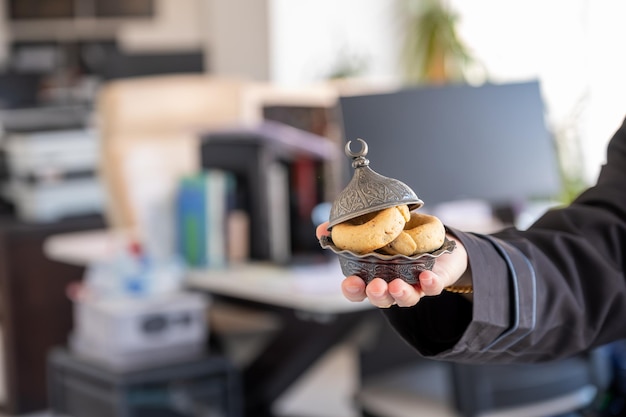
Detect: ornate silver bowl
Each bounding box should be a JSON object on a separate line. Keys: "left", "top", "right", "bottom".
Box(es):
{"left": 321, "top": 138, "right": 455, "bottom": 284}
{"left": 320, "top": 235, "right": 455, "bottom": 284}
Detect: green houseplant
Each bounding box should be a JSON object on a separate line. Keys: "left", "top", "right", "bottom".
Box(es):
{"left": 400, "top": 0, "right": 476, "bottom": 84}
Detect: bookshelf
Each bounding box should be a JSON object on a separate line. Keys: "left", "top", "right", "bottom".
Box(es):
{"left": 199, "top": 121, "right": 340, "bottom": 264}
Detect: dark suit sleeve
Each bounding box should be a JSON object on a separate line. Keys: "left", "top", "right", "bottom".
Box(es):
{"left": 382, "top": 116, "right": 626, "bottom": 364}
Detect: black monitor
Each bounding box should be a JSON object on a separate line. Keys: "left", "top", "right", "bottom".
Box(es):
{"left": 338, "top": 80, "right": 562, "bottom": 215}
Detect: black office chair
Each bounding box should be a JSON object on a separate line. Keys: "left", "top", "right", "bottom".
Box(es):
{"left": 355, "top": 315, "right": 612, "bottom": 417}
{"left": 449, "top": 351, "right": 611, "bottom": 417}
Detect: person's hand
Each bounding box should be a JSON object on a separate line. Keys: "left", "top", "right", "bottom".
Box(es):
{"left": 316, "top": 221, "right": 469, "bottom": 308}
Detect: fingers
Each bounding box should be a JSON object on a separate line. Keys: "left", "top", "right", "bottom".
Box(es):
{"left": 388, "top": 279, "right": 423, "bottom": 306}
{"left": 316, "top": 221, "right": 330, "bottom": 239}
{"left": 416, "top": 270, "right": 446, "bottom": 296}
{"left": 342, "top": 275, "right": 424, "bottom": 308}
{"left": 365, "top": 278, "right": 399, "bottom": 308}
{"left": 342, "top": 269, "right": 455, "bottom": 308}
{"left": 342, "top": 276, "right": 399, "bottom": 308}
{"left": 424, "top": 235, "right": 469, "bottom": 289}
{"left": 341, "top": 275, "right": 367, "bottom": 302}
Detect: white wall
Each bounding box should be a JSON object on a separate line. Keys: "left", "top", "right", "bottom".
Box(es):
{"left": 206, "top": 0, "right": 271, "bottom": 81}
{"left": 206, "top": 0, "right": 401, "bottom": 86}
{"left": 583, "top": 3, "right": 626, "bottom": 182}
{"left": 268, "top": 0, "right": 401, "bottom": 86}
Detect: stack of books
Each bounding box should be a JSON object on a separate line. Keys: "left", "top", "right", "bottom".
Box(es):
{"left": 175, "top": 169, "right": 238, "bottom": 268}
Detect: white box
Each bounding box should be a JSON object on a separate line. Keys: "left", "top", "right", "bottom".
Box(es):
{"left": 3, "top": 128, "right": 99, "bottom": 177}
{"left": 6, "top": 177, "right": 105, "bottom": 222}
{"left": 1, "top": 128, "right": 105, "bottom": 222}
{"left": 70, "top": 291, "right": 210, "bottom": 371}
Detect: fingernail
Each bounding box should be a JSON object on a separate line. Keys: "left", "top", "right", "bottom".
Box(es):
{"left": 346, "top": 286, "right": 361, "bottom": 294}
{"left": 420, "top": 276, "right": 432, "bottom": 286}
{"left": 390, "top": 289, "right": 404, "bottom": 298}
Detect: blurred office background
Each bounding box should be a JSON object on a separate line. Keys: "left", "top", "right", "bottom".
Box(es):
{"left": 0, "top": 0, "right": 624, "bottom": 187}
{"left": 0, "top": 1, "right": 626, "bottom": 417}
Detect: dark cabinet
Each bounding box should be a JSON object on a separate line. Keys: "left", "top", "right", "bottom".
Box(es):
{"left": 8, "top": 0, "right": 154, "bottom": 19}
{"left": 0, "top": 214, "right": 104, "bottom": 414}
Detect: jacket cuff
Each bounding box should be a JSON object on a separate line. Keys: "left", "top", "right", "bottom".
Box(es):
{"left": 440, "top": 229, "right": 537, "bottom": 361}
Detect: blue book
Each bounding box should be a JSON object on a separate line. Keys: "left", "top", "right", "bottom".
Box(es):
{"left": 175, "top": 174, "right": 208, "bottom": 267}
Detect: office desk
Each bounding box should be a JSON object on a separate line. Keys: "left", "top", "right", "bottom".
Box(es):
{"left": 187, "top": 263, "right": 375, "bottom": 416}
{"left": 44, "top": 229, "right": 376, "bottom": 417}
{"left": 186, "top": 262, "right": 369, "bottom": 315}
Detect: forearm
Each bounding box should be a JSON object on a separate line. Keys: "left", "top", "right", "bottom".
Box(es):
{"left": 383, "top": 206, "right": 626, "bottom": 364}
{"left": 382, "top": 229, "right": 527, "bottom": 363}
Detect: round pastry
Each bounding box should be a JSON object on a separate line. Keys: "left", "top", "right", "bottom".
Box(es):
{"left": 331, "top": 205, "right": 409, "bottom": 254}
{"left": 378, "top": 230, "right": 417, "bottom": 256}
{"left": 403, "top": 212, "right": 446, "bottom": 254}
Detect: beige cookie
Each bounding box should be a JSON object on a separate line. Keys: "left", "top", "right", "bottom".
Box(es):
{"left": 378, "top": 231, "right": 417, "bottom": 256}
{"left": 403, "top": 212, "right": 446, "bottom": 254}
{"left": 331, "top": 205, "right": 408, "bottom": 254}
{"left": 397, "top": 204, "right": 411, "bottom": 222}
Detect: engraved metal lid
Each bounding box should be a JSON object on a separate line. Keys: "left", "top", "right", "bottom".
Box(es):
{"left": 328, "top": 138, "right": 423, "bottom": 228}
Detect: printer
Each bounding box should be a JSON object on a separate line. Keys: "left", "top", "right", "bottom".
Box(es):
{"left": 0, "top": 106, "right": 105, "bottom": 222}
